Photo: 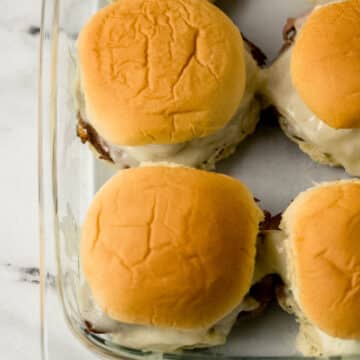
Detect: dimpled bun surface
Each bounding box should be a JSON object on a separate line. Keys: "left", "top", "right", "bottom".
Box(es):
{"left": 78, "top": 0, "right": 245, "bottom": 146}
{"left": 282, "top": 180, "right": 360, "bottom": 339}
{"left": 81, "top": 165, "right": 263, "bottom": 329}
{"left": 291, "top": 0, "right": 360, "bottom": 129}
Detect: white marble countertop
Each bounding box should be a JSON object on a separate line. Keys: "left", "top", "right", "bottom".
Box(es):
{"left": 0, "top": 1, "right": 99, "bottom": 358}
{"left": 1, "top": 1, "right": 41, "bottom": 358}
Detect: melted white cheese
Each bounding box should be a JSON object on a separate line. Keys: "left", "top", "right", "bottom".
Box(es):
{"left": 110, "top": 50, "right": 262, "bottom": 169}
{"left": 78, "top": 282, "right": 259, "bottom": 352}
{"left": 253, "top": 230, "right": 287, "bottom": 284}
{"left": 110, "top": 297, "right": 258, "bottom": 352}
{"left": 297, "top": 322, "right": 360, "bottom": 357}
{"left": 77, "top": 50, "right": 262, "bottom": 170}
{"left": 264, "top": 48, "right": 360, "bottom": 177}
{"left": 278, "top": 287, "right": 360, "bottom": 357}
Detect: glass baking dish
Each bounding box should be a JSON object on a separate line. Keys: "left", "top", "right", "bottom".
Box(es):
{"left": 38, "top": 0, "right": 353, "bottom": 359}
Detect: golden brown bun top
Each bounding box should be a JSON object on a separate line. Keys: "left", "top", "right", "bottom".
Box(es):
{"left": 78, "top": 0, "right": 245, "bottom": 146}
{"left": 291, "top": 0, "right": 360, "bottom": 129}
{"left": 81, "top": 165, "right": 263, "bottom": 329}
{"left": 282, "top": 180, "right": 360, "bottom": 339}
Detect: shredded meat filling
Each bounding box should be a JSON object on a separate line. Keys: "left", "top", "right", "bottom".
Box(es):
{"left": 260, "top": 210, "right": 282, "bottom": 231}
{"left": 237, "top": 274, "right": 282, "bottom": 321}
{"left": 77, "top": 114, "right": 115, "bottom": 163}
{"left": 243, "top": 36, "right": 267, "bottom": 67}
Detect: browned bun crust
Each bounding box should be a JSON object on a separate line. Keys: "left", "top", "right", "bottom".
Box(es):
{"left": 291, "top": 0, "right": 360, "bottom": 129}
{"left": 78, "top": 0, "right": 246, "bottom": 146}
{"left": 282, "top": 180, "right": 360, "bottom": 339}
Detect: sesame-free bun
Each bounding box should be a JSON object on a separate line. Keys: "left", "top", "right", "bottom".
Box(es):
{"left": 81, "top": 165, "right": 263, "bottom": 329}
{"left": 282, "top": 180, "right": 360, "bottom": 339}
{"left": 291, "top": 0, "right": 360, "bottom": 129}
{"left": 78, "top": 0, "right": 245, "bottom": 146}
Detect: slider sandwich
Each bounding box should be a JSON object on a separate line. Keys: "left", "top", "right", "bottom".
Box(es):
{"left": 265, "top": 0, "right": 360, "bottom": 176}
{"left": 76, "top": 0, "right": 264, "bottom": 169}
{"left": 262, "top": 180, "right": 360, "bottom": 356}
{"left": 80, "top": 164, "right": 272, "bottom": 352}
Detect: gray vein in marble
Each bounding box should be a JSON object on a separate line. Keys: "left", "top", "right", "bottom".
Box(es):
{"left": 2, "top": 263, "right": 56, "bottom": 288}
{"left": 27, "top": 26, "right": 40, "bottom": 35}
